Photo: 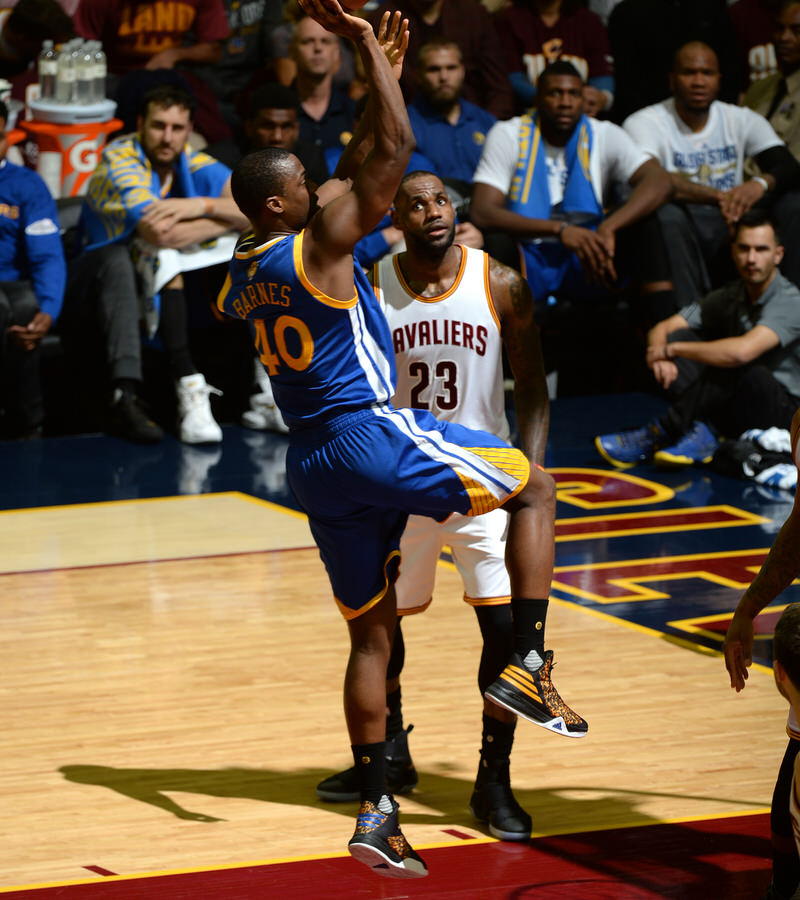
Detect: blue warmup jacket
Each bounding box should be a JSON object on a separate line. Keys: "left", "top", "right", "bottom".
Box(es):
{"left": 0, "top": 160, "right": 66, "bottom": 320}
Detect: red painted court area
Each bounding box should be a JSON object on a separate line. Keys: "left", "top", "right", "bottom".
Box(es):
{"left": 4, "top": 813, "right": 771, "bottom": 899}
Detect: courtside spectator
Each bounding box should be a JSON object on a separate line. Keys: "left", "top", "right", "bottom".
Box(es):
{"left": 207, "top": 83, "right": 329, "bottom": 186}
{"left": 291, "top": 14, "right": 357, "bottom": 152}
{"left": 75, "top": 0, "right": 232, "bottom": 144}
{"left": 494, "top": 0, "right": 615, "bottom": 117}
{"left": 623, "top": 41, "right": 800, "bottom": 304}
{"left": 269, "top": 0, "right": 357, "bottom": 96}
{"left": 192, "top": 0, "right": 284, "bottom": 131}
{"left": 0, "top": 100, "right": 64, "bottom": 440}
{"left": 76, "top": 85, "right": 249, "bottom": 444}
{"left": 608, "top": 0, "right": 739, "bottom": 123}
{"left": 471, "top": 62, "right": 672, "bottom": 317}
{"left": 744, "top": 1, "right": 800, "bottom": 164}
{"left": 369, "top": 0, "right": 514, "bottom": 120}
{"left": 730, "top": 0, "right": 782, "bottom": 87}
{"left": 595, "top": 212, "right": 800, "bottom": 469}
{"left": 75, "top": 0, "right": 230, "bottom": 76}
{"left": 407, "top": 37, "right": 496, "bottom": 210}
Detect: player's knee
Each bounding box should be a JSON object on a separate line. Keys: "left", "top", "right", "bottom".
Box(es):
{"left": 517, "top": 465, "right": 556, "bottom": 515}
{"left": 350, "top": 628, "right": 393, "bottom": 663}
{"left": 348, "top": 597, "right": 399, "bottom": 660}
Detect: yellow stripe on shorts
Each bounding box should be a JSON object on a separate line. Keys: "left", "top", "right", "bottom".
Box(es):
{"left": 457, "top": 446, "right": 530, "bottom": 517}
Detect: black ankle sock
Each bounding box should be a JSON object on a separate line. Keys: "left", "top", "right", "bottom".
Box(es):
{"left": 352, "top": 741, "right": 387, "bottom": 804}
{"left": 476, "top": 715, "right": 516, "bottom": 785}
{"left": 481, "top": 714, "right": 516, "bottom": 760}
{"left": 386, "top": 687, "right": 403, "bottom": 738}
{"left": 511, "top": 597, "right": 548, "bottom": 659}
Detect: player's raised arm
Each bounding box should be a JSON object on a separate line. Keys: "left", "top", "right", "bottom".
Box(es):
{"left": 299, "top": 0, "right": 414, "bottom": 288}
{"left": 315, "top": 11, "right": 409, "bottom": 206}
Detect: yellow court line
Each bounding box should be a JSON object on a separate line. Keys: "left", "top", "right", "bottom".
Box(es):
{"left": 0, "top": 807, "right": 771, "bottom": 894}
{"left": 554, "top": 505, "right": 768, "bottom": 542}
{"left": 550, "top": 467, "right": 675, "bottom": 508}
{"left": 551, "top": 548, "right": 772, "bottom": 604}
{"left": 0, "top": 491, "right": 303, "bottom": 518}
{"left": 548, "top": 593, "right": 773, "bottom": 674}
{"left": 0, "top": 837, "right": 496, "bottom": 894}
{"left": 437, "top": 553, "right": 771, "bottom": 671}
{"left": 530, "top": 805, "right": 771, "bottom": 840}
{"left": 671, "top": 603, "right": 793, "bottom": 629}
{"left": 669, "top": 603, "right": 791, "bottom": 645}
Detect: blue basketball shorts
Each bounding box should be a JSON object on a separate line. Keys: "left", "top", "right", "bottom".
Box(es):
{"left": 286, "top": 405, "right": 529, "bottom": 619}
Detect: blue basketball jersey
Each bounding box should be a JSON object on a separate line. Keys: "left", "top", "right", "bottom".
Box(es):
{"left": 217, "top": 230, "right": 397, "bottom": 429}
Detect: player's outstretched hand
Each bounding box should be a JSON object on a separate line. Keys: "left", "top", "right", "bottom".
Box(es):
{"left": 298, "top": 0, "right": 372, "bottom": 40}
{"left": 377, "top": 11, "right": 410, "bottom": 81}
{"left": 723, "top": 607, "right": 755, "bottom": 692}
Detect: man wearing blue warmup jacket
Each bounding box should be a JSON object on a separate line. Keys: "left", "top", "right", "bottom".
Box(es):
{"left": 0, "top": 100, "right": 64, "bottom": 439}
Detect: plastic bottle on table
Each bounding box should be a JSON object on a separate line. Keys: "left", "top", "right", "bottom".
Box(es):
{"left": 76, "top": 42, "right": 93, "bottom": 104}
{"left": 91, "top": 41, "right": 107, "bottom": 104}
{"left": 55, "top": 39, "right": 76, "bottom": 104}
{"left": 38, "top": 40, "right": 57, "bottom": 101}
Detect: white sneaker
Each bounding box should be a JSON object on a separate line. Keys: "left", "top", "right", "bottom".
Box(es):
{"left": 176, "top": 373, "right": 223, "bottom": 444}
{"left": 253, "top": 358, "right": 271, "bottom": 395}
{"left": 241, "top": 391, "right": 289, "bottom": 433}
{"left": 178, "top": 445, "right": 222, "bottom": 494}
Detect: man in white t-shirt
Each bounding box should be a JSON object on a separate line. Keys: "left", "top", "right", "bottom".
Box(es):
{"left": 470, "top": 60, "right": 673, "bottom": 322}
{"left": 623, "top": 40, "right": 800, "bottom": 305}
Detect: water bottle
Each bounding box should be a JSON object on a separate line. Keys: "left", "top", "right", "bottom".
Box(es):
{"left": 38, "top": 40, "right": 57, "bottom": 101}
{"left": 75, "top": 42, "right": 93, "bottom": 104}
{"left": 91, "top": 41, "right": 106, "bottom": 103}
{"left": 55, "top": 40, "right": 76, "bottom": 104}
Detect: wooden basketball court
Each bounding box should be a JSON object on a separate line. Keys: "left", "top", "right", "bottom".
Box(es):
{"left": 0, "top": 393, "right": 794, "bottom": 897}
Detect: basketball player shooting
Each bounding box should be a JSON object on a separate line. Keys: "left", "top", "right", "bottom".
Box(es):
{"left": 218, "top": 0, "right": 586, "bottom": 879}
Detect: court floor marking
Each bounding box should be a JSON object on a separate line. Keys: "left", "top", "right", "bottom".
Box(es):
{"left": 0, "top": 809, "right": 770, "bottom": 895}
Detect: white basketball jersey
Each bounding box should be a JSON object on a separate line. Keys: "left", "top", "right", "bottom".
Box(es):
{"left": 374, "top": 245, "right": 510, "bottom": 443}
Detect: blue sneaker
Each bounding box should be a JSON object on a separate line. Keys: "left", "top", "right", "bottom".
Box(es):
{"left": 653, "top": 421, "right": 719, "bottom": 467}
{"left": 594, "top": 420, "right": 667, "bottom": 468}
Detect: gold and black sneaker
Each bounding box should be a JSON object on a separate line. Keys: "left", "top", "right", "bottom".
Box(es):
{"left": 485, "top": 650, "right": 588, "bottom": 738}
{"left": 348, "top": 798, "right": 428, "bottom": 879}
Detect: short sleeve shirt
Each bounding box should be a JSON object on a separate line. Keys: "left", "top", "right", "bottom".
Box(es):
{"left": 623, "top": 98, "right": 782, "bottom": 190}
{"left": 494, "top": 4, "right": 613, "bottom": 85}
{"left": 75, "top": 0, "right": 230, "bottom": 73}
{"left": 473, "top": 116, "right": 647, "bottom": 208}
{"left": 680, "top": 273, "right": 800, "bottom": 400}
{"left": 297, "top": 87, "right": 356, "bottom": 152}
{"left": 407, "top": 97, "right": 497, "bottom": 185}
